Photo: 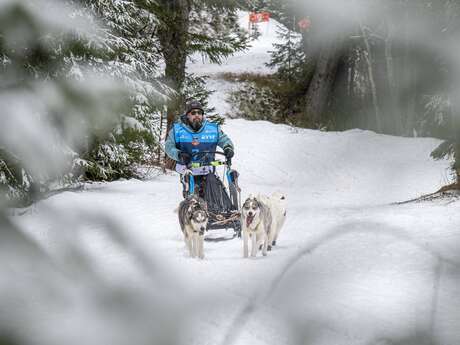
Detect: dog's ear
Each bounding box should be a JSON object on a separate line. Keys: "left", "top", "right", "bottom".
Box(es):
{"left": 272, "top": 191, "right": 285, "bottom": 200}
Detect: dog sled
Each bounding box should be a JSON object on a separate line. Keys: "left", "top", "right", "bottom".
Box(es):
{"left": 177, "top": 151, "right": 242, "bottom": 240}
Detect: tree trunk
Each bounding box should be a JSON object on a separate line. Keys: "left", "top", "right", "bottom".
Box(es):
{"left": 403, "top": 5, "right": 417, "bottom": 137}
{"left": 453, "top": 105, "right": 460, "bottom": 187}
{"left": 359, "top": 23, "right": 382, "bottom": 133}
{"left": 384, "top": 15, "right": 401, "bottom": 135}
{"left": 156, "top": 0, "right": 191, "bottom": 169}
{"left": 455, "top": 153, "right": 460, "bottom": 187}
{"left": 304, "top": 39, "right": 343, "bottom": 127}
{"left": 157, "top": 0, "right": 191, "bottom": 129}
{"left": 404, "top": 49, "right": 417, "bottom": 136}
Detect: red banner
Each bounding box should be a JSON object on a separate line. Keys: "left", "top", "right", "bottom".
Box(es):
{"left": 249, "top": 12, "right": 270, "bottom": 23}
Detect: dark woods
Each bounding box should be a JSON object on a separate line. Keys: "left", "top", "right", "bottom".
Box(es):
{"left": 0, "top": 0, "right": 249, "bottom": 205}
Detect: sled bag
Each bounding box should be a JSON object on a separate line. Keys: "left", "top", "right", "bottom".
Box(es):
{"left": 204, "top": 173, "right": 234, "bottom": 213}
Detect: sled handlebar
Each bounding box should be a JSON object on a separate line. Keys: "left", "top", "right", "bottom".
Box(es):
{"left": 188, "top": 151, "right": 232, "bottom": 168}
{"left": 188, "top": 160, "right": 227, "bottom": 169}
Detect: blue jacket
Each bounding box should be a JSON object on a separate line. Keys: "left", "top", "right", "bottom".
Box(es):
{"left": 164, "top": 115, "right": 234, "bottom": 163}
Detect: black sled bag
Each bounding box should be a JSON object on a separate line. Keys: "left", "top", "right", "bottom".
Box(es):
{"left": 204, "top": 173, "right": 234, "bottom": 214}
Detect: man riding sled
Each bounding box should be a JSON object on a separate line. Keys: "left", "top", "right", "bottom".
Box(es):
{"left": 165, "top": 100, "right": 235, "bottom": 198}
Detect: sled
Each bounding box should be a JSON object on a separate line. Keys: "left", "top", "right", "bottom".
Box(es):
{"left": 177, "top": 151, "right": 241, "bottom": 240}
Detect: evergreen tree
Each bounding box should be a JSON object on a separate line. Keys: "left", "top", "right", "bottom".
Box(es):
{"left": 132, "top": 0, "right": 250, "bottom": 168}
{"left": 428, "top": 0, "right": 460, "bottom": 188}
{"left": 151, "top": 1, "right": 250, "bottom": 130}
{"left": 80, "top": 0, "right": 171, "bottom": 179}
{"left": 267, "top": 25, "right": 306, "bottom": 81}
{"left": 0, "top": 0, "right": 129, "bottom": 205}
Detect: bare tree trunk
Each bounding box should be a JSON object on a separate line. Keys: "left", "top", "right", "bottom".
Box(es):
{"left": 304, "top": 39, "right": 343, "bottom": 127}
{"left": 384, "top": 15, "right": 402, "bottom": 135}
{"left": 359, "top": 23, "right": 382, "bottom": 133}
{"left": 156, "top": 110, "right": 167, "bottom": 173}
{"left": 384, "top": 29, "right": 395, "bottom": 95}
{"left": 405, "top": 62, "right": 417, "bottom": 136}
{"left": 402, "top": 6, "right": 418, "bottom": 137}
{"left": 453, "top": 105, "right": 460, "bottom": 187}
{"left": 455, "top": 153, "right": 460, "bottom": 187}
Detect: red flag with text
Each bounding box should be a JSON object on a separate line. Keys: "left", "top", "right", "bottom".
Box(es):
{"left": 249, "top": 12, "right": 270, "bottom": 23}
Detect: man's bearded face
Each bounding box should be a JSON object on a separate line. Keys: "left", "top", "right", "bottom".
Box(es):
{"left": 187, "top": 109, "right": 204, "bottom": 130}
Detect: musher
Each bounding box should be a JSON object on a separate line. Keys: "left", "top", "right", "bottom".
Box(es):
{"left": 165, "top": 100, "right": 234, "bottom": 197}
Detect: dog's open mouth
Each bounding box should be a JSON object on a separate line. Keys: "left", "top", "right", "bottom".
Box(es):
{"left": 246, "top": 214, "right": 254, "bottom": 227}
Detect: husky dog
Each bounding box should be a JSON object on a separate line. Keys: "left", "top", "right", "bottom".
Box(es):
{"left": 241, "top": 195, "right": 272, "bottom": 257}
{"left": 257, "top": 192, "right": 287, "bottom": 251}
{"left": 178, "top": 195, "right": 208, "bottom": 259}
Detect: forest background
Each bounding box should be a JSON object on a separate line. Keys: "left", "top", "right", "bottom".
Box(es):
{"left": 1, "top": 0, "right": 459, "bottom": 207}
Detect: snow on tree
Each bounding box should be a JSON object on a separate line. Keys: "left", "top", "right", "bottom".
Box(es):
{"left": 78, "top": 0, "right": 172, "bottom": 179}
{"left": 152, "top": 1, "right": 250, "bottom": 130}
{"left": 0, "top": 0, "right": 130, "bottom": 205}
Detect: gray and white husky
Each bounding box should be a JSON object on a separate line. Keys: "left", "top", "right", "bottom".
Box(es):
{"left": 178, "top": 195, "right": 208, "bottom": 259}
{"left": 241, "top": 193, "right": 287, "bottom": 257}
{"left": 241, "top": 195, "right": 273, "bottom": 257}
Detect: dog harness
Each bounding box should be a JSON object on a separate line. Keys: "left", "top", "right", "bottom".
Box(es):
{"left": 174, "top": 121, "right": 219, "bottom": 163}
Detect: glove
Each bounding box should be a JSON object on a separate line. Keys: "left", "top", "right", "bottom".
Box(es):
{"left": 179, "top": 151, "right": 191, "bottom": 165}
{"left": 224, "top": 146, "right": 234, "bottom": 160}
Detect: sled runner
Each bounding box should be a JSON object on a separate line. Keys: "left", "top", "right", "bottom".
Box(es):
{"left": 177, "top": 151, "right": 241, "bottom": 240}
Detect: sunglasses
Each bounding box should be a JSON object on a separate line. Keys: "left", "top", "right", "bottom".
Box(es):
{"left": 189, "top": 110, "right": 203, "bottom": 116}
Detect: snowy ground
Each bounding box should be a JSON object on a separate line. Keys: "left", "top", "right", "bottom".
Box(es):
{"left": 6, "top": 12, "right": 460, "bottom": 345}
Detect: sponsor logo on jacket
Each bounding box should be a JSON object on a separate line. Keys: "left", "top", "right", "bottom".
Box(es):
{"left": 201, "top": 135, "right": 216, "bottom": 140}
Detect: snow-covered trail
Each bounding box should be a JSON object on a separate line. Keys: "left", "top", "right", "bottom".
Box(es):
{"left": 9, "top": 12, "right": 460, "bottom": 345}
{"left": 14, "top": 117, "right": 460, "bottom": 345}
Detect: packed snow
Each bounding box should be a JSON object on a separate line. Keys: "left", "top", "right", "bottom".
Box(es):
{"left": 5, "top": 11, "right": 460, "bottom": 345}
